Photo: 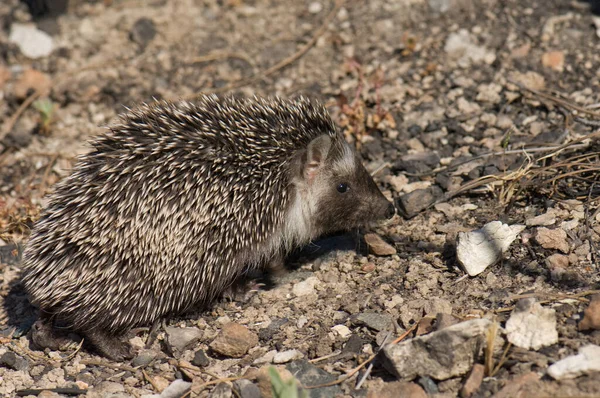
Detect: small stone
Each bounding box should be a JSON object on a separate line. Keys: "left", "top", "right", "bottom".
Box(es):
{"left": 210, "top": 323, "right": 258, "bottom": 358}
{"left": 351, "top": 313, "right": 393, "bottom": 332}
{"left": 292, "top": 276, "right": 320, "bottom": 296}
{"left": 542, "top": 51, "right": 565, "bottom": 72}
{"left": 0, "top": 352, "right": 28, "bottom": 371}
{"left": 308, "top": 2, "right": 323, "bottom": 13}
{"left": 444, "top": 29, "right": 495, "bottom": 66}
{"left": 13, "top": 69, "right": 51, "bottom": 99}
{"left": 382, "top": 319, "right": 492, "bottom": 381}
{"left": 192, "top": 349, "right": 210, "bottom": 367}
{"left": 253, "top": 349, "right": 276, "bottom": 365}
{"left": 0, "top": 66, "right": 11, "bottom": 90}
{"left": 86, "top": 381, "right": 125, "bottom": 398}
{"left": 130, "top": 18, "right": 156, "bottom": 48}
{"left": 132, "top": 349, "right": 157, "bottom": 367}
{"left": 256, "top": 366, "right": 297, "bottom": 398}
{"left": 208, "top": 382, "right": 233, "bottom": 398}
{"left": 364, "top": 233, "right": 396, "bottom": 256}
{"left": 508, "top": 71, "right": 545, "bottom": 91}
{"left": 545, "top": 253, "right": 569, "bottom": 281}
{"left": 368, "top": 381, "right": 427, "bottom": 398}
{"left": 165, "top": 326, "right": 202, "bottom": 353}
{"left": 505, "top": 298, "right": 558, "bottom": 350}
{"left": 535, "top": 227, "right": 569, "bottom": 253}
{"left": 38, "top": 391, "right": 61, "bottom": 398}
{"left": 547, "top": 345, "right": 600, "bottom": 380}
{"left": 396, "top": 186, "right": 444, "bottom": 219}
{"left": 526, "top": 210, "right": 557, "bottom": 227}
{"left": 9, "top": 23, "right": 54, "bottom": 58}
{"left": 285, "top": 361, "right": 341, "bottom": 396}
{"left": 579, "top": 294, "right": 600, "bottom": 331}
{"left": 493, "top": 372, "right": 540, "bottom": 398}
{"left": 456, "top": 221, "right": 525, "bottom": 276}
{"left": 436, "top": 313, "right": 460, "bottom": 330}
{"left": 332, "top": 324, "right": 352, "bottom": 338}
{"left": 273, "top": 349, "right": 303, "bottom": 364}
{"left": 233, "top": 379, "right": 261, "bottom": 398}
{"left": 460, "top": 363, "right": 484, "bottom": 398}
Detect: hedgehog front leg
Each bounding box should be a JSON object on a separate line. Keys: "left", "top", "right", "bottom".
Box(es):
{"left": 84, "top": 329, "right": 135, "bottom": 361}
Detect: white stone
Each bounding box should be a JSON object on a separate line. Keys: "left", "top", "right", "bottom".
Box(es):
{"left": 308, "top": 2, "right": 323, "bottom": 13}
{"left": 292, "top": 276, "right": 320, "bottom": 296}
{"left": 505, "top": 298, "right": 558, "bottom": 350}
{"left": 547, "top": 345, "right": 600, "bottom": 380}
{"left": 456, "top": 221, "right": 525, "bottom": 276}
{"left": 332, "top": 324, "right": 352, "bottom": 338}
{"left": 9, "top": 23, "right": 54, "bottom": 59}
{"left": 273, "top": 349, "right": 303, "bottom": 364}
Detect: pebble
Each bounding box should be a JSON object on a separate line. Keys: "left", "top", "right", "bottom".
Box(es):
{"left": 444, "top": 29, "right": 495, "bottom": 66}
{"left": 141, "top": 379, "right": 191, "bottom": 398}
{"left": 456, "top": 221, "right": 525, "bottom": 276}
{"left": 396, "top": 186, "right": 443, "bottom": 219}
{"left": 86, "top": 381, "right": 125, "bottom": 398}
{"left": 0, "top": 352, "right": 28, "bottom": 371}
{"left": 292, "top": 276, "right": 320, "bottom": 296}
{"left": 331, "top": 324, "right": 352, "bottom": 338}
{"left": 505, "top": 298, "right": 558, "bottom": 350}
{"left": 165, "top": 326, "right": 202, "bottom": 353}
{"left": 460, "top": 363, "right": 484, "bottom": 398}
{"left": 9, "top": 23, "right": 54, "bottom": 58}
{"left": 273, "top": 349, "right": 303, "bottom": 364}
{"left": 351, "top": 312, "right": 393, "bottom": 332}
{"left": 13, "top": 68, "right": 51, "bottom": 99}
{"left": 132, "top": 349, "right": 158, "bottom": 367}
{"left": 547, "top": 345, "right": 600, "bottom": 380}
{"left": 526, "top": 210, "right": 557, "bottom": 226}
{"left": 535, "top": 227, "right": 569, "bottom": 253}
{"left": 233, "top": 379, "right": 261, "bottom": 398}
{"left": 368, "top": 381, "right": 427, "bottom": 398}
{"left": 364, "top": 233, "right": 396, "bottom": 256}
{"left": 0, "top": 66, "right": 11, "bottom": 90}
{"left": 286, "top": 361, "right": 341, "bottom": 396}
{"left": 308, "top": 2, "right": 323, "bottom": 13}
{"left": 493, "top": 372, "right": 540, "bottom": 398}
{"left": 191, "top": 349, "right": 210, "bottom": 367}
{"left": 542, "top": 50, "right": 565, "bottom": 72}
{"left": 210, "top": 323, "right": 258, "bottom": 358}
{"left": 130, "top": 18, "right": 157, "bottom": 48}
{"left": 579, "top": 294, "right": 600, "bottom": 331}
{"left": 207, "top": 382, "right": 233, "bottom": 398}
{"left": 382, "top": 319, "right": 491, "bottom": 381}
{"left": 545, "top": 253, "right": 569, "bottom": 281}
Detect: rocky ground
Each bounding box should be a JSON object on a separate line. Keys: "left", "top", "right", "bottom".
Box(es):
{"left": 1, "top": 0, "right": 600, "bottom": 397}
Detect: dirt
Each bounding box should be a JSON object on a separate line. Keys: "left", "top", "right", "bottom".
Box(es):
{"left": 1, "top": 0, "right": 600, "bottom": 397}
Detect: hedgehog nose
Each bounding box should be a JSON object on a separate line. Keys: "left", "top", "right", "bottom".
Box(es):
{"left": 385, "top": 203, "right": 395, "bottom": 219}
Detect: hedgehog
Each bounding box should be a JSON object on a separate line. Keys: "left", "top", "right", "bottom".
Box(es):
{"left": 21, "top": 95, "right": 395, "bottom": 360}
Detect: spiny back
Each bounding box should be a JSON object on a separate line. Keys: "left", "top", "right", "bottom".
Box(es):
{"left": 22, "top": 95, "right": 339, "bottom": 332}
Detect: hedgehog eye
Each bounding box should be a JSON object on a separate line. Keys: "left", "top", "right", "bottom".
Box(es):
{"left": 337, "top": 182, "right": 349, "bottom": 193}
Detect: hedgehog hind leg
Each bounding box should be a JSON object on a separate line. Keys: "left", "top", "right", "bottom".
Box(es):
{"left": 84, "top": 329, "right": 135, "bottom": 361}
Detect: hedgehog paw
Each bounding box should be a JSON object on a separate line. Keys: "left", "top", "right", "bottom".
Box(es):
{"left": 30, "top": 320, "right": 75, "bottom": 351}
{"left": 85, "top": 330, "right": 135, "bottom": 361}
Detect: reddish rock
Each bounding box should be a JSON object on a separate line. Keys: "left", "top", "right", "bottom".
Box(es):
{"left": 542, "top": 51, "right": 565, "bottom": 72}
{"left": 535, "top": 227, "right": 569, "bottom": 253}
{"left": 579, "top": 294, "right": 600, "bottom": 331}
{"left": 367, "top": 381, "right": 427, "bottom": 398}
{"left": 460, "top": 364, "right": 485, "bottom": 398}
{"left": 493, "top": 372, "right": 540, "bottom": 398}
{"left": 210, "top": 323, "right": 258, "bottom": 358}
{"left": 13, "top": 68, "right": 51, "bottom": 100}
{"left": 364, "top": 233, "right": 396, "bottom": 256}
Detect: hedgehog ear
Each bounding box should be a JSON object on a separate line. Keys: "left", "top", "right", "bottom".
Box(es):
{"left": 304, "top": 135, "right": 332, "bottom": 182}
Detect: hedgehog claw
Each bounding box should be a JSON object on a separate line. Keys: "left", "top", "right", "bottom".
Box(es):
{"left": 85, "top": 330, "right": 135, "bottom": 361}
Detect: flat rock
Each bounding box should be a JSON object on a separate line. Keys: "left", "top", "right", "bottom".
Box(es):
{"left": 86, "top": 381, "right": 125, "bottom": 398}
{"left": 547, "top": 345, "right": 600, "bottom": 380}
{"left": 364, "top": 233, "right": 396, "bottom": 256}
{"left": 351, "top": 312, "right": 393, "bottom": 332}
{"left": 165, "top": 326, "right": 202, "bottom": 353}
{"left": 505, "top": 298, "right": 558, "bottom": 350}
{"left": 210, "top": 323, "right": 258, "bottom": 358}
{"left": 382, "top": 319, "right": 492, "bottom": 381}
{"left": 233, "top": 379, "right": 261, "bottom": 398}
{"left": 192, "top": 349, "right": 210, "bottom": 367}
{"left": 579, "top": 294, "right": 600, "bottom": 331}
{"left": 367, "top": 381, "right": 427, "bottom": 398}
{"left": 535, "top": 227, "right": 569, "bottom": 253}
{"left": 396, "top": 185, "right": 443, "bottom": 219}
{"left": 456, "top": 221, "right": 525, "bottom": 276}
{"left": 286, "top": 360, "right": 341, "bottom": 398}
{"left": 9, "top": 23, "right": 54, "bottom": 59}
{"left": 526, "top": 210, "right": 557, "bottom": 226}
{"left": 493, "top": 372, "right": 540, "bottom": 398}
